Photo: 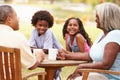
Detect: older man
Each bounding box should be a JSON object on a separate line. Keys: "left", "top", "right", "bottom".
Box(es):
{"left": 0, "top": 5, "right": 45, "bottom": 70}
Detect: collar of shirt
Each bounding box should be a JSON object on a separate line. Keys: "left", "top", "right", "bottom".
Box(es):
{"left": 0, "top": 24, "right": 14, "bottom": 31}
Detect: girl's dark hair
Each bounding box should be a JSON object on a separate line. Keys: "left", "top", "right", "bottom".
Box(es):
{"left": 62, "top": 17, "right": 92, "bottom": 46}
{"left": 31, "top": 10, "right": 54, "bottom": 28}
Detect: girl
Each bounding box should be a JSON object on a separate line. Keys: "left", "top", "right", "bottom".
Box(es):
{"left": 62, "top": 17, "right": 92, "bottom": 52}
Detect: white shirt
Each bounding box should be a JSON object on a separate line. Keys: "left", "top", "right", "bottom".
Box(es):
{"left": 0, "top": 24, "right": 36, "bottom": 68}
{"left": 90, "top": 30, "right": 120, "bottom": 79}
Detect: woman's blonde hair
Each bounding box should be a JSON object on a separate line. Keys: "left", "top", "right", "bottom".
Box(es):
{"left": 95, "top": 2, "right": 120, "bottom": 31}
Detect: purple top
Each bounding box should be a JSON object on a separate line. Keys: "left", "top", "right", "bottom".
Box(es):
{"left": 29, "top": 29, "right": 62, "bottom": 50}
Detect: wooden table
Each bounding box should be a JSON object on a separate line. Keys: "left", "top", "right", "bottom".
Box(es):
{"left": 39, "top": 59, "right": 87, "bottom": 80}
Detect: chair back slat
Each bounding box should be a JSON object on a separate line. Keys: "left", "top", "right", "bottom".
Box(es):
{"left": 14, "top": 49, "right": 22, "bottom": 79}
{"left": 4, "top": 52, "right": 10, "bottom": 80}
{"left": 0, "top": 46, "right": 22, "bottom": 80}
{"left": 10, "top": 52, "right": 15, "bottom": 79}
{"left": 0, "top": 52, "right": 5, "bottom": 80}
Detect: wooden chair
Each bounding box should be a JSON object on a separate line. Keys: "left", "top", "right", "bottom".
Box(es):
{"left": 78, "top": 69, "right": 120, "bottom": 80}
{"left": 0, "top": 46, "right": 46, "bottom": 80}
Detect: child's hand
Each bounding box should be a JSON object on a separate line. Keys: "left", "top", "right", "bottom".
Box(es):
{"left": 56, "top": 49, "right": 66, "bottom": 60}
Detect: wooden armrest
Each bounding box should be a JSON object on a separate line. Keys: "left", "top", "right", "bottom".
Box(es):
{"left": 22, "top": 71, "right": 46, "bottom": 80}
{"left": 78, "top": 69, "right": 120, "bottom": 80}
{"left": 78, "top": 69, "right": 120, "bottom": 75}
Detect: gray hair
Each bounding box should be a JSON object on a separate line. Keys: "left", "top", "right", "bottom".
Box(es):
{"left": 0, "top": 5, "right": 13, "bottom": 24}
{"left": 95, "top": 2, "right": 120, "bottom": 31}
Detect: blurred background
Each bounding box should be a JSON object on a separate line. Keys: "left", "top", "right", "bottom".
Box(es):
{"left": 0, "top": 0, "right": 120, "bottom": 80}
{"left": 0, "top": 0, "right": 120, "bottom": 5}
{"left": 1, "top": 0, "right": 120, "bottom": 23}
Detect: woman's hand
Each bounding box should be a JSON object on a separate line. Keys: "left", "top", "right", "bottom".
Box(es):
{"left": 67, "top": 72, "right": 80, "bottom": 80}
{"left": 67, "top": 64, "right": 84, "bottom": 80}
{"left": 67, "top": 68, "right": 82, "bottom": 80}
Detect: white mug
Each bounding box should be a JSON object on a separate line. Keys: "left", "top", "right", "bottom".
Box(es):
{"left": 48, "top": 49, "right": 58, "bottom": 60}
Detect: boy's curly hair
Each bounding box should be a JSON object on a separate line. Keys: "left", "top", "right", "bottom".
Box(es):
{"left": 31, "top": 10, "right": 54, "bottom": 28}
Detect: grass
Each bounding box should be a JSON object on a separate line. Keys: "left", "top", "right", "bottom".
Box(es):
{"left": 17, "top": 3, "right": 102, "bottom": 80}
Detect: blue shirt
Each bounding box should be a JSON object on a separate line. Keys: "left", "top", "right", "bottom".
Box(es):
{"left": 29, "top": 28, "right": 62, "bottom": 50}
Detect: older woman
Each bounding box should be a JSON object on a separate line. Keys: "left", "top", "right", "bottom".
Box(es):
{"left": 57, "top": 2, "right": 120, "bottom": 80}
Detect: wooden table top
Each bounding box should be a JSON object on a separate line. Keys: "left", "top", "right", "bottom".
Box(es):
{"left": 39, "top": 59, "right": 87, "bottom": 67}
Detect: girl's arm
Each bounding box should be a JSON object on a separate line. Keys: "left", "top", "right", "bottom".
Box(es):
{"left": 66, "top": 42, "right": 72, "bottom": 52}
{"left": 76, "top": 33, "right": 86, "bottom": 52}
